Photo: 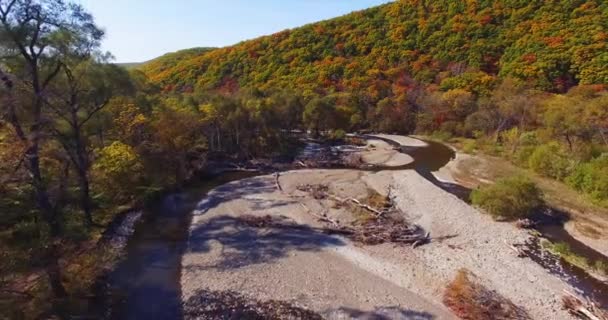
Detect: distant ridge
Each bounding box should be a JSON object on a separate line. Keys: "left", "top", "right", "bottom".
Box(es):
{"left": 142, "top": 1, "right": 607, "bottom": 93}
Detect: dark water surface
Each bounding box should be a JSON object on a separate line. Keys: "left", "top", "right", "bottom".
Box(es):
{"left": 102, "top": 172, "right": 258, "bottom": 319}
{"left": 99, "top": 136, "right": 607, "bottom": 318}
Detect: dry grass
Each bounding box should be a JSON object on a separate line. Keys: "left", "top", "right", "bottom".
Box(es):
{"left": 449, "top": 150, "right": 608, "bottom": 238}
{"left": 349, "top": 189, "right": 391, "bottom": 223}
{"left": 443, "top": 269, "right": 531, "bottom": 320}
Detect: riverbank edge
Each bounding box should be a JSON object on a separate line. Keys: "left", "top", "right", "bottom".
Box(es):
{"left": 432, "top": 137, "right": 608, "bottom": 257}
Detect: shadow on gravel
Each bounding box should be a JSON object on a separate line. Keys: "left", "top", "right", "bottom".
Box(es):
{"left": 326, "top": 307, "right": 436, "bottom": 320}
{"left": 186, "top": 215, "right": 345, "bottom": 270}
{"left": 415, "top": 167, "right": 472, "bottom": 202}
{"left": 193, "top": 176, "right": 283, "bottom": 215}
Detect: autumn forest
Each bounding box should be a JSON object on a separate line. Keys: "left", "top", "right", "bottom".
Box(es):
{"left": 1, "top": 0, "right": 607, "bottom": 318}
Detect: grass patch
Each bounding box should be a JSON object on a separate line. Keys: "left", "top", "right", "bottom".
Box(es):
{"left": 541, "top": 240, "right": 608, "bottom": 277}
{"left": 443, "top": 269, "right": 530, "bottom": 320}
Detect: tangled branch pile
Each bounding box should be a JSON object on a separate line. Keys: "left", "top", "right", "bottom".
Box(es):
{"left": 349, "top": 219, "right": 429, "bottom": 247}
{"left": 266, "top": 183, "right": 430, "bottom": 247}
{"left": 296, "top": 184, "right": 398, "bottom": 218}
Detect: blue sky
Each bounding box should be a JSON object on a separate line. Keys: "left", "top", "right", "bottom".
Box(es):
{"left": 77, "top": 0, "right": 393, "bottom": 63}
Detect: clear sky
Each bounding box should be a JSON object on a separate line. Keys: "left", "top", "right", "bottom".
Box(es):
{"left": 76, "top": 0, "right": 394, "bottom": 63}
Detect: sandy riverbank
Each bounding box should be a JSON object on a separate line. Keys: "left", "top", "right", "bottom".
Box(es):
{"left": 358, "top": 138, "right": 414, "bottom": 167}
{"left": 181, "top": 135, "right": 577, "bottom": 319}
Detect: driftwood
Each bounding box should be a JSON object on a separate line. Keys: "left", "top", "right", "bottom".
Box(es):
{"left": 292, "top": 183, "right": 430, "bottom": 247}
{"left": 239, "top": 212, "right": 429, "bottom": 247}
{"left": 330, "top": 195, "right": 385, "bottom": 217}
{"left": 562, "top": 290, "right": 608, "bottom": 320}
{"left": 296, "top": 183, "right": 395, "bottom": 217}
{"left": 299, "top": 203, "right": 340, "bottom": 226}
{"left": 505, "top": 240, "right": 527, "bottom": 258}
{"left": 274, "top": 172, "right": 283, "bottom": 192}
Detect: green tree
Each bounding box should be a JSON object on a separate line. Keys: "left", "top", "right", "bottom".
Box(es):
{"left": 48, "top": 59, "right": 134, "bottom": 227}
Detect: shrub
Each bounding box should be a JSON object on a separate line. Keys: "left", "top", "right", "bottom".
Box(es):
{"left": 443, "top": 269, "right": 530, "bottom": 320}
{"left": 566, "top": 154, "right": 608, "bottom": 203}
{"left": 330, "top": 129, "right": 346, "bottom": 140}
{"left": 513, "top": 146, "right": 536, "bottom": 167}
{"left": 519, "top": 131, "right": 539, "bottom": 146}
{"left": 10, "top": 220, "right": 47, "bottom": 247}
{"left": 93, "top": 141, "right": 144, "bottom": 201}
{"left": 430, "top": 130, "right": 453, "bottom": 142}
{"left": 440, "top": 121, "right": 465, "bottom": 137}
{"left": 500, "top": 127, "right": 520, "bottom": 154}
{"left": 528, "top": 143, "right": 574, "bottom": 180}
{"left": 471, "top": 176, "right": 543, "bottom": 220}
{"left": 461, "top": 139, "right": 477, "bottom": 154}
{"left": 594, "top": 260, "right": 608, "bottom": 276}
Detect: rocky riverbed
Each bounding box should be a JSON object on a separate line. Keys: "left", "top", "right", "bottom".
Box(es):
{"left": 181, "top": 135, "right": 581, "bottom": 320}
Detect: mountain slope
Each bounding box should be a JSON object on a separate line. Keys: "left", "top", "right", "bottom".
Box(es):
{"left": 142, "top": 0, "right": 608, "bottom": 94}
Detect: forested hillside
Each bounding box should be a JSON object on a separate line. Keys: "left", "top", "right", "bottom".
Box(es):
{"left": 143, "top": 0, "right": 608, "bottom": 94}
{"left": 1, "top": 0, "right": 608, "bottom": 318}
{"left": 136, "top": 0, "right": 608, "bottom": 206}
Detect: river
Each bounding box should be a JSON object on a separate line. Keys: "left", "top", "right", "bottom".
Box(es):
{"left": 95, "top": 135, "right": 607, "bottom": 319}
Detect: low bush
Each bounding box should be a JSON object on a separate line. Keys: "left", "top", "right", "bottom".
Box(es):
{"left": 512, "top": 145, "right": 536, "bottom": 167}
{"left": 471, "top": 176, "right": 543, "bottom": 220}
{"left": 443, "top": 269, "right": 530, "bottom": 320}
{"left": 430, "top": 130, "right": 453, "bottom": 142}
{"left": 566, "top": 154, "right": 608, "bottom": 204}
{"left": 528, "top": 143, "right": 574, "bottom": 180}
{"left": 461, "top": 139, "right": 477, "bottom": 154}
{"left": 330, "top": 129, "right": 346, "bottom": 140}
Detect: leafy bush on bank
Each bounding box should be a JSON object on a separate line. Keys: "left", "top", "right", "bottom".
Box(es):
{"left": 471, "top": 176, "right": 543, "bottom": 220}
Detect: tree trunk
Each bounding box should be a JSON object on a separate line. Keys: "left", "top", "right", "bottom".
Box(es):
{"left": 45, "top": 242, "right": 67, "bottom": 299}
{"left": 77, "top": 169, "right": 93, "bottom": 227}
{"left": 27, "top": 136, "right": 61, "bottom": 237}
{"left": 74, "top": 127, "right": 94, "bottom": 227}
{"left": 216, "top": 125, "right": 221, "bottom": 151}
{"left": 565, "top": 134, "right": 573, "bottom": 151}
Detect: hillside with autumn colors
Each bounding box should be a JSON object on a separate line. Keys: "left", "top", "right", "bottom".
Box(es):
{"left": 142, "top": 0, "right": 607, "bottom": 95}
{"left": 2, "top": 0, "right": 608, "bottom": 318}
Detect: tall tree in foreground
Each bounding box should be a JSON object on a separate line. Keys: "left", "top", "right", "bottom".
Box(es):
{"left": 0, "top": 0, "right": 103, "bottom": 233}
{"left": 47, "top": 59, "right": 133, "bottom": 226}
{"left": 0, "top": 0, "right": 104, "bottom": 298}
